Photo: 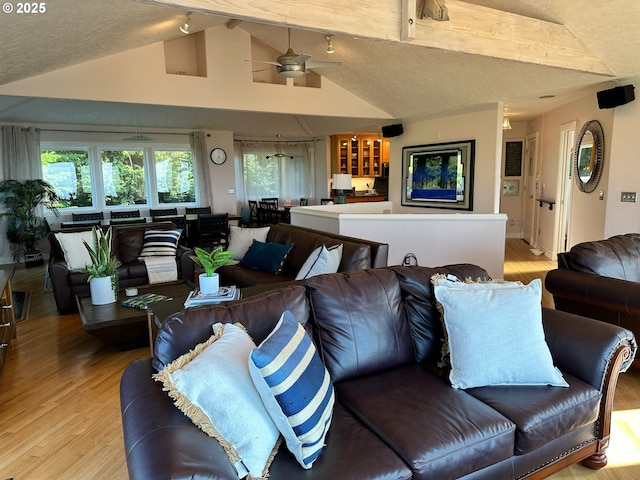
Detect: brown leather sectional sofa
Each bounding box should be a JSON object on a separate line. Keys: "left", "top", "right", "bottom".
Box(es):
{"left": 120, "top": 264, "right": 636, "bottom": 480}
{"left": 181, "top": 223, "right": 389, "bottom": 287}
{"left": 545, "top": 233, "right": 640, "bottom": 367}
{"left": 48, "top": 222, "right": 190, "bottom": 313}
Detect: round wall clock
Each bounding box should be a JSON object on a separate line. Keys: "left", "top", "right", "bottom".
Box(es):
{"left": 210, "top": 148, "right": 227, "bottom": 165}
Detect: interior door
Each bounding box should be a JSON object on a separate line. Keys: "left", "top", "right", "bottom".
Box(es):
{"left": 556, "top": 123, "right": 576, "bottom": 255}
{"left": 522, "top": 133, "right": 538, "bottom": 245}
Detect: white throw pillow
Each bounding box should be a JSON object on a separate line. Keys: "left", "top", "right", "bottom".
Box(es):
{"left": 433, "top": 278, "right": 568, "bottom": 389}
{"left": 295, "top": 244, "right": 343, "bottom": 280}
{"left": 54, "top": 230, "right": 95, "bottom": 270}
{"left": 153, "top": 323, "right": 281, "bottom": 479}
{"left": 227, "top": 226, "right": 270, "bottom": 260}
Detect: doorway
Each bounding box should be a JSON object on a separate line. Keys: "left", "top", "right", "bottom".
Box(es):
{"left": 522, "top": 133, "right": 539, "bottom": 245}
{"left": 555, "top": 122, "right": 576, "bottom": 255}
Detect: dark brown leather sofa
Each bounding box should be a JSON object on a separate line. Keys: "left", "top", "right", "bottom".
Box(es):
{"left": 545, "top": 233, "right": 640, "bottom": 367}
{"left": 49, "top": 222, "right": 190, "bottom": 313}
{"left": 120, "top": 264, "right": 636, "bottom": 480}
{"left": 181, "top": 223, "right": 389, "bottom": 287}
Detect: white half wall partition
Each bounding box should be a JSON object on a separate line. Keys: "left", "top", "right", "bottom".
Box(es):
{"left": 290, "top": 202, "right": 508, "bottom": 279}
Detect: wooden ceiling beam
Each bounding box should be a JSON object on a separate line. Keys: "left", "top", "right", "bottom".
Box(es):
{"left": 141, "top": 0, "right": 613, "bottom": 76}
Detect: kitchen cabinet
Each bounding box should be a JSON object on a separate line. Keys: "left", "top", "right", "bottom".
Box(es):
{"left": 332, "top": 135, "right": 389, "bottom": 178}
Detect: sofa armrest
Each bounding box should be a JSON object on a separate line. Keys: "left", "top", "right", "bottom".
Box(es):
{"left": 49, "top": 258, "right": 77, "bottom": 313}
{"left": 542, "top": 307, "right": 637, "bottom": 391}
{"left": 545, "top": 268, "right": 640, "bottom": 316}
{"left": 179, "top": 247, "right": 195, "bottom": 283}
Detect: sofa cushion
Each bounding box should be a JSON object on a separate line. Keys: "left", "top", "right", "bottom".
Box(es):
{"left": 295, "top": 244, "right": 343, "bottom": 280}
{"left": 306, "top": 268, "right": 414, "bottom": 383}
{"left": 249, "top": 310, "right": 335, "bottom": 469}
{"left": 153, "top": 323, "right": 280, "bottom": 479}
{"left": 433, "top": 278, "right": 568, "bottom": 389}
{"left": 54, "top": 230, "right": 94, "bottom": 270}
{"left": 227, "top": 225, "right": 271, "bottom": 260}
{"left": 336, "top": 364, "right": 516, "bottom": 479}
{"left": 153, "top": 285, "right": 309, "bottom": 372}
{"left": 266, "top": 226, "right": 370, "bottom": 275}
{"left": 138, "top": 229, "right": 182, "bottom": 257}
{"left": 467, "top": 373, "right": 601, "bottom": 455}
{"left": 568, "top": 233, "right": 640, "bottom": 281}
{"left": 391, "top": 264, "right": 491, "bottom": 366}
{"left": 240, "top": 240, "right": 293, "bottom": 273}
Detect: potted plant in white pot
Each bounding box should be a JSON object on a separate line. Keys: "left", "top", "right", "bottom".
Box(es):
{"left": 190, "top": 246, "right": 238, "bottom": 294}
{"left": 82, "top": 226, "right": 122, "bottom": 305}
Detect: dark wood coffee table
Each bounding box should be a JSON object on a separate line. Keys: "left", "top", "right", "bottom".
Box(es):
{"left": 76, "top": 281, "right": 193, "bottom": 350}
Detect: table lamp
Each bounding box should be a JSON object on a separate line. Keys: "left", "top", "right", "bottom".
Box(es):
{"left": 332, "top": 173, "right": 352, "bottom": 204}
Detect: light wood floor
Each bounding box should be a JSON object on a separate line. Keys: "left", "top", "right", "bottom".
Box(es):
{"left": 0, "top": 239, "right": 638, "bottom": 479}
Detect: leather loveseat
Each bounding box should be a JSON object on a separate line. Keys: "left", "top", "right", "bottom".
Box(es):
{"left": 120, "top": 264, "right": 636, "bottom": 480}
{"left": 49, "top": 222, "right": 190, "bottom": 313}
{"left": 181, "top": 223, "right": 389, "bottom": 288}
{"left": 545, "top": 233, "right": 640, "bottom": 368}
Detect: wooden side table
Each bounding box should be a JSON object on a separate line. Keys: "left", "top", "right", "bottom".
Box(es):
{"left": 0, "top": 266, "right": 16, "bottom": 380}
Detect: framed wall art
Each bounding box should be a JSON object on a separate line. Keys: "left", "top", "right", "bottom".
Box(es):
{"left": 401, "top": 139, "right": 475, "bottom": 210}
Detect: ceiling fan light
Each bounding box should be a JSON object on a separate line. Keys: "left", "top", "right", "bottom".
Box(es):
{"left": 503, "top": 116, "right": 512, "bottom": 130}
{"left": 326, "top": 35, "right": 335, "bottom": 54}
{"left": 277, "top": 64, "right": 306, "bottom": 77}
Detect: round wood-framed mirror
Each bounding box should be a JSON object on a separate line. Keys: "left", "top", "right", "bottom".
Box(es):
{"left": 573, "top": 120, "right": 604, "bottom": 193}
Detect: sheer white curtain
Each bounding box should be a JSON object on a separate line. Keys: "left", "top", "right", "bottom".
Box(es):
{"left": 235, "top": 140, "right": 314, "bottom": 205}
{"left": 189, "top": 131, "right": 212, "bottom": 206}
{"left": 1, "top": 126, "right": 42, "bottom": 181}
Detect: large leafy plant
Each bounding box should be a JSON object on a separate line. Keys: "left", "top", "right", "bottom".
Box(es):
{"left": 82, "top": 226, "right": 122, "bottom": 280}
{"left": 190, "top": 246, "right": 238, "bottom": 277}
{"left": 0, "top": 179, "right": 60, "bottom": 260}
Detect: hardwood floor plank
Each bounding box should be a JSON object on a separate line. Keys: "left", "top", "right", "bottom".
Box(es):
{"left": 0, "top": 243, "right": 638, "bottom": 479}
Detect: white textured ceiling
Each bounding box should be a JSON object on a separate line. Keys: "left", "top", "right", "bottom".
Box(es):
{"left": 1, "top": 0, "right": 639, "bottom": 137}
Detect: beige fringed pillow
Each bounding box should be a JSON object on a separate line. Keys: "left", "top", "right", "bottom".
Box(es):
{"left": 153, "top": 323, "right": 281, "bottom": 479}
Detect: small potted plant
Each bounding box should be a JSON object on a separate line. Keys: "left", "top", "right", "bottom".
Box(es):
{"left": 190, "top": 246, "right": 238, "bottom": 294}
{"left": 82, "top": 226, "right": 122, "bottom": 305}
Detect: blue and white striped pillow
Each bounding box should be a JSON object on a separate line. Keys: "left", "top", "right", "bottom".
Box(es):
{"left": 138, "top": 229, "right": 182, "bottom": 257}
{"left": 249, "top": 310, "right": 335, "bottom": 469}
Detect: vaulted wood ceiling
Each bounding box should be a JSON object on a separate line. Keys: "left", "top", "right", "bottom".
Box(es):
{"left": 1, "top": 0, "right": 638, "bottom": 137}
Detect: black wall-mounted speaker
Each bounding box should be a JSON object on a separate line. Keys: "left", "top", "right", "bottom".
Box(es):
{"left": 597, "top": 85, "right": 635, "bottom": 109}
{"left": 382, "top": 123, "right": 404, "bottom": 137}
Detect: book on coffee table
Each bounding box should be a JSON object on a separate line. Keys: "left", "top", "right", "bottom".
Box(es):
{"left": 121, "top": 293, "right": 174, "bottom": 310}
{"left": 184, "top": 286, "right": 239, "bottom": 307}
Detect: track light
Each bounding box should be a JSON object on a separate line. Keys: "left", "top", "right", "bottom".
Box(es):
{"left": 326, "top": 35, "right": 335, "bottom": 54}
{"left": 179, "top": 12, "right": 192, "bottom": 34}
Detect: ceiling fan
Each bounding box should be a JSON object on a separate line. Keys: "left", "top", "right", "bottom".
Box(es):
{"left": 252, "top": 28, "right": 341, "bottom": 78}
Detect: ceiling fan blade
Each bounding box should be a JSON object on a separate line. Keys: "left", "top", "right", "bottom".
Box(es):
{"left": 245, "top": 59, "right": 282, "bottom": 66}
{"left": 252, "top": 67, "right": 276, "bottom": 73}
{"left": 289, "top": 53, "right": 311, "bottom": 65}
{"left": 306, "top": 60, "right": 342, "bottom": 69}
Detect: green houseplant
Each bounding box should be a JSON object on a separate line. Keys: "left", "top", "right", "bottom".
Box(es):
{"left": 82, "top": 226, "right": 122, "bottom": 305}
{"left": 190, "top": 246, "right": 238, "bottom": 294}
{"left": 0, "top": 179, "right": 60, "bottom": 263}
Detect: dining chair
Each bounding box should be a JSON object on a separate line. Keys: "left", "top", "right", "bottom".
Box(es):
{"left": 299, "top": 198, "right": 309, "bottom": 206}
{"left": 248, "top": 200, "right": 259, "bottom": 227}
{"left": 71, "top": 212, "right": 104, "bottom": 221}
{"left": 320, "top": 198, "right": 334, "bottom": 205}
{"left": 261, "top": 197, "right": 279, "bottom": 208}
{"left": 110, "top": 209, "right": 140, "bottom": 219}
{"left": 238, "top": 207, "right": 251, "bottom": 227}
{"left": 185, "top": 206, "right": 212, "bottom": 215}
{"left": 259, "top": 201, "right": 279, "bottom": 226}
{"left": 110, "top": 217, "right": 147, "bottom": 225}
{"left": 149, "top": 207, "right": 178, "bottom": 217}
{"left": 195, "top": 213, "right": 229, "bottom": 248}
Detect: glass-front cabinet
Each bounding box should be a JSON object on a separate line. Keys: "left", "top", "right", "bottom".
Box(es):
{"left": 332, "top": 135, "right": 389, "bottom": 178}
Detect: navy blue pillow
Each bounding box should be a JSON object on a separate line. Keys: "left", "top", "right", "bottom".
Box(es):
{"left": 239, "top": 240, "right": 294, "bottom": 273}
